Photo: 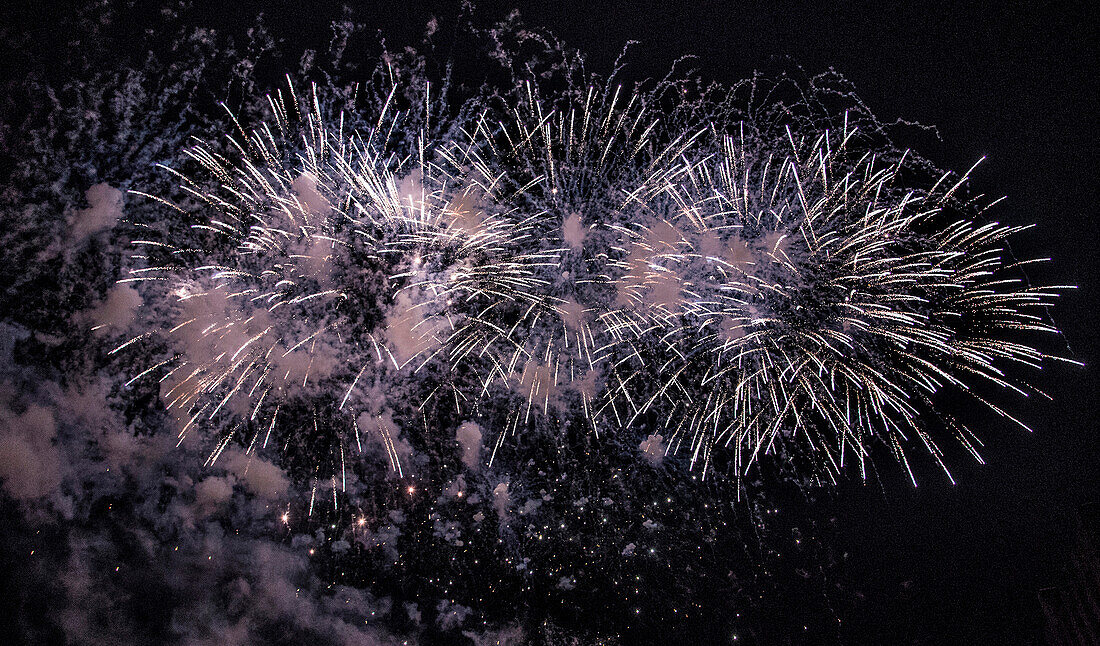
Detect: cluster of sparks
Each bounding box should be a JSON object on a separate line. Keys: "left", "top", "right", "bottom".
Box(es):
{"left": 121, "top": 74, "right": 1074, "bottom": 489}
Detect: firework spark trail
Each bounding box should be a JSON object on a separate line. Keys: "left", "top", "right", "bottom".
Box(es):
{"left": 124, "top": 68, "right": 1074, "bottom": 488}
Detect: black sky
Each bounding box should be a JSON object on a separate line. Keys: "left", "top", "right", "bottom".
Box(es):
{"left": 2, "top": 1, "right": 1097, "bottom": 643}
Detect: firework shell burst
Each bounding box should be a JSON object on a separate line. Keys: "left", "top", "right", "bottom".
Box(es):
{"left": 619, "top": 124, "right": 1073, "bottom": 483}
{"left": 124, "top": 62, "right": 1073, "bottom": 491}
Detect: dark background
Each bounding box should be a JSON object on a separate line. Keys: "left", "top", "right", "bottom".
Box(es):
{"left": 3, "top": 1, "right": 1097, "bottom": 643}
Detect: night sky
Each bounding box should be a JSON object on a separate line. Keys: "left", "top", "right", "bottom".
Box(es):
{"left": 1, "top": 1, "right": 1097, "bottom": 644}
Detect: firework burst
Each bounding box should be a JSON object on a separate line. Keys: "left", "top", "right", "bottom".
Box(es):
{"left": 125, "top": 80, "right": 496, "bottom": 479}
{"left": 614, "top": 121, "right": 1076, "bottom": 482}
{"left": 433, "top": 79, "right": 711, "bottom": 450}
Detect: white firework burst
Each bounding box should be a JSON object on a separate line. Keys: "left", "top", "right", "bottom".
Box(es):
{"left": 613, "top": 120, "right": 1076, "bottom": 482}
